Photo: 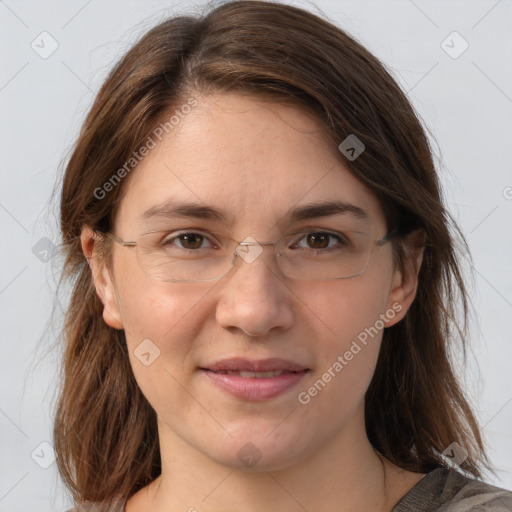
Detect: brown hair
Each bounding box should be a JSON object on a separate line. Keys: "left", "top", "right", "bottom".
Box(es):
{"left": 54, "top": 0, "right": 492, "bottom": 508}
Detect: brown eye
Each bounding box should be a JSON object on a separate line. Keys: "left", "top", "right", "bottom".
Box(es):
{"left": 292, "top": 231, "right": 348, "bottom": 252}
{"left": 178, "top": 233, "right": 205, "bottom": 250}
{"left": 306, "top": 233, "right": 330, "bottom": 249}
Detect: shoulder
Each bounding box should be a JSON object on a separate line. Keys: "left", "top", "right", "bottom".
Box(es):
{"left": 393, "top": 467, "right": 512, "bottom": 511}
{"left": 438, "top": 468, "right": 512, "bottom": 511}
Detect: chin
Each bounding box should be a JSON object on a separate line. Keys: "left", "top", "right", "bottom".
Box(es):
{"left": 200, "top": 424, "right": 313, "bottom": 472}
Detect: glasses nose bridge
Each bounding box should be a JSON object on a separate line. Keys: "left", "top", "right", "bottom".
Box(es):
{"left": 231, "top": 237, "right": 282, "bottom": 268}
{"left": 237, "top": 238, "right": 280, "bottom": 253}
{"left": 239, "top": 239, "right": 276, "bottom": 247}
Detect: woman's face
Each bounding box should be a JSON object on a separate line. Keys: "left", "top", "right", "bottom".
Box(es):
{"left": 87, "top": 92, "right": 417, "bottom": 471}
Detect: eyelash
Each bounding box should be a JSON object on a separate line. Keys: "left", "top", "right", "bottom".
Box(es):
{"left": 293, "top": 232, "right": 349, "bottom": 252}
{"left": 160, "top": 230, "right": 350, "bottom": 252}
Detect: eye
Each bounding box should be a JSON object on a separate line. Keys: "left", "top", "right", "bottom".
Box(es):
{"left": 161, "top": 231, "right": 219, "bottom": 250}
{"left": 292, "top": 231, "right": 349, "bottom": 251}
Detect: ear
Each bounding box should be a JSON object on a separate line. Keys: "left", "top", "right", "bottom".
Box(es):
{"left": 81, "top": 225, "right": 124, "bottom": 330}
{"left": 384, "top": 228, "right": 426, "bottom": 327}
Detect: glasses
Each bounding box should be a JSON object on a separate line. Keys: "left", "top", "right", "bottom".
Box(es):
{"left": 94, "top": 224, "right": 397, "bottom": 283}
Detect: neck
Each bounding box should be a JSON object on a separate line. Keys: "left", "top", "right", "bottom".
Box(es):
{"left": 129, "top": 404, "right": 399, "bottom": 512}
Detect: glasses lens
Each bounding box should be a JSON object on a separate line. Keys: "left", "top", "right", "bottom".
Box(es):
{"left": 133, "top": 227, "right": 380, "bottom": 282}
{"left": 135, "top": 230, "right": 233, "bottom": 282}
{"left": 277, "top": 229, "right": 374, "bottom": 280}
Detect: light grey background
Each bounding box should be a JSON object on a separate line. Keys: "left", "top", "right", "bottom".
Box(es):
{"left": 1, "top": 0, "right": 511, "bottom": 510}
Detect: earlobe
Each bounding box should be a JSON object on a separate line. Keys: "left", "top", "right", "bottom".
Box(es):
{"left": 98, "top": 265, "right": 124, "bottom": 330}
{"left": 80, "top": 225, "right": 124, "bottom": 330}
{"left": 384, "top": 229, "right": 426, "bottom": 327}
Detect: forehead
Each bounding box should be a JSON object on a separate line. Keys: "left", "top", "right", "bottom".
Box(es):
{"left": 114, "top": 92, "right": 387, "bottom": 234}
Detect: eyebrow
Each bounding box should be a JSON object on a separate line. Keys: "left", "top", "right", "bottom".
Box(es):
{"left": 139, "top": 199, "right": 369, "bottom": 224}
{"left": 140, "top": 201, "right": 232, "bottom": 224}
{"left": 288, "top": 200, "right": 369, "bottom": 222}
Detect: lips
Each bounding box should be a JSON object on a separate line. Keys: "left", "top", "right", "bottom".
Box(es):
{"left": 202, "top": 357, "right": 309, "bottom": 374}
{"left": 199, "top": 357, "right": 310, "bottom": 400}
{"left": 212, "top": 369, "right": 288, "bottom": 378}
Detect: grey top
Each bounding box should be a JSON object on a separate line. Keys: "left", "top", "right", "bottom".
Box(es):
{"left": 66, "top": 467, "right": 512, "bottom": 511}
{"left": 392, "top": 467, "right": 512, "bottom": 511}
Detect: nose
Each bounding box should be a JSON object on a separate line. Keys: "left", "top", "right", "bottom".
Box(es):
{"left": 215, "top": 243, "right": 295, "bottom": 337}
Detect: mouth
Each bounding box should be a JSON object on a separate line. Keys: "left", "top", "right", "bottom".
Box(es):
{"left": 199, "top": 358, "right": 310, "bottom": 400}
{"left": 201, "top": 357, "right": 309, "bottom": 374}
{"left": 203, "top": 369, "right": 303, "bottom": 378}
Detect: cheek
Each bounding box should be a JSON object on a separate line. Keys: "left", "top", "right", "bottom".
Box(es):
{"left": 116, "top": 279, "right": 218, "bottom": 388}
{"left": 119, "top": 281, "right": 212, "bottom": 347}
{"left": 293, "top": 278, "right": 391, "bottom": 405}
{"left": 117, "top": 281, "right": 214, "bottom": 413}
{"left": 297, "top": 276, "right": 390, "bottom": 348}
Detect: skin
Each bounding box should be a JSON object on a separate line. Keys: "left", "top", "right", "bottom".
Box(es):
{"left": 82, "top": 92, "right": 426, "bottom": 512}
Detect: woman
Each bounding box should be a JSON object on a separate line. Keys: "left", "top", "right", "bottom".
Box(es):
{"left": 56, "top": 1, "right": 512, "bottom": 511}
